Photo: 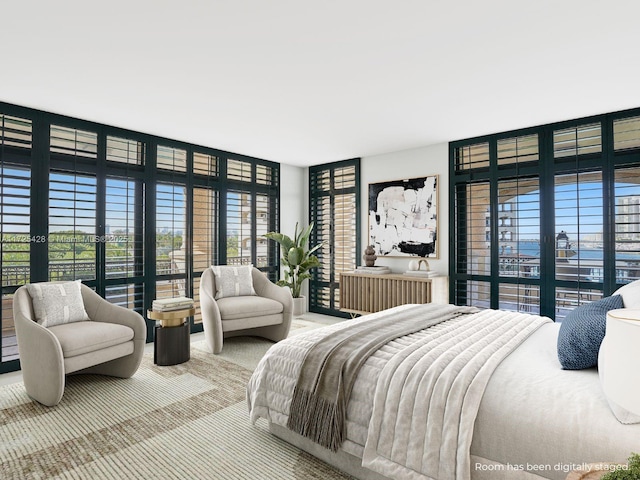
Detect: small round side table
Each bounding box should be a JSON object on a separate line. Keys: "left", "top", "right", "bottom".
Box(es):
{"left": 148, "top": 308, "right": 195, "bottom": 366}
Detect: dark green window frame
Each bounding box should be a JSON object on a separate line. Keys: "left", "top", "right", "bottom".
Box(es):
{"left": 449, "top": 106, "right": 640, "bottom": 321}
{"left": 309, "top": 158, "right": 360, "bottom": 317}
{"left": 0, "top": 101, "right": 280, "bottom": 373}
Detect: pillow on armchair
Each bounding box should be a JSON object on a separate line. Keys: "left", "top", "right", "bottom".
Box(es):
{"left": 25, "top": 280, "right": 90, "bottom": 327}
{"left": 211, "top": 265, "right": 257, "bottom": 299}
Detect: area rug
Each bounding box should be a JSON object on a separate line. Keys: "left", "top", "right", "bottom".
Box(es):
{"left": 0, "top": 319, "right": 354, "bottom": 480}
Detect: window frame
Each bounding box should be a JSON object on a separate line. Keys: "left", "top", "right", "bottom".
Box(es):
{"left": 0, "top": 101, "right": 280, "bottom": 373}
{"left": 308, "top": 158, "right": 360, "bottom": 317}
{"left": 449, "top": 107, "right": 640, "bottom": 320}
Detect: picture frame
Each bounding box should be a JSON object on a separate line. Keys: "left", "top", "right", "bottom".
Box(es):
{"left": 368, "top": 175, "right": 438, "bottom": 258}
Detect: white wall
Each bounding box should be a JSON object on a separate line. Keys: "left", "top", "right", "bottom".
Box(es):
{"left": 278, "top": 162, "right": 309, "bottom": 297}
{"left": 360, "top": 142, "right": 449, "bottom": 276}
{"left": 279, "top": 163, "right": 308, "bottom": 237}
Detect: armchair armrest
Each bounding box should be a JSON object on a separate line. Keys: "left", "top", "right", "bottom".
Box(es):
{"left": 251, "top": 268, "right": 293, "bottom": 341}
{"left": 200, "top": 269, "right": 224, "bottom": 353}
{"left": 13, "top": 286, "right": 65, "bottom": 406}
{"left": 251, "top": 268, "right": 294, "bottom": 314}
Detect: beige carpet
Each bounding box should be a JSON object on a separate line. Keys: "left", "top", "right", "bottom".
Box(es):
{"left": 0, "top": 319, "right": 355, "bottom": 480}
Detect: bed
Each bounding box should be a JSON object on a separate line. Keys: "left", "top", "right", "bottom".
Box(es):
{"left": 247, "top": 289, "right": 640, "bottom": 480}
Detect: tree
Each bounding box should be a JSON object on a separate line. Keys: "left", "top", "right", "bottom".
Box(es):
{"left": 227, "top": 235, "right": 239, "bottom": 259}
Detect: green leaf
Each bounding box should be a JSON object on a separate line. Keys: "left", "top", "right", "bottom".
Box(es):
{"left": 297, "top": 222, "right": 314, "bottom": 249}
{"left": 298, "top": 273, "right": 311, "bottom": 283}
{"left": 293, "top": 222, "right": 300, "bottom": 244}
{"left": 287, "top": 246, "right": 304, "bottom": 266}
{"left": 299, "top": 255, "right": 320, "bottom": 272}
{"left": 307, "top": 242, "right": 323, "bottom": 256}
{"left": 264, "top": 232, "right": 294, "bottom": 251}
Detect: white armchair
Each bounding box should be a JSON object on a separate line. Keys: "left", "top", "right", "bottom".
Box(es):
{"left": 13, "top": 282, "right": 146, "bottom": 406}
{"left": 199, "top": 267, "right": 293, "bottom": 354}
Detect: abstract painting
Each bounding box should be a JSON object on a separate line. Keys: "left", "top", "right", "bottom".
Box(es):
{"left": 368, "top": 175, "right": 438, "bottom": 258}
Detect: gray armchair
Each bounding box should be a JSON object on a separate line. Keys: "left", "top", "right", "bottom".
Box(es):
{"left": 13, "top": 282, "right": 146, "bottom": 406}
{"left": 199, "top": 267, "right": 293, "bottom": 354}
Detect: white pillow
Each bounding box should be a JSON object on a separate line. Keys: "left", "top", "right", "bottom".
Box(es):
{"left": 26, "top": 280, "right": 90, "bottom": 327}
{"left": 210, "top": 265, "right": 256, "bottom": 299}
{"left": 612, "top": 279, "right": 640, "bottom": 308}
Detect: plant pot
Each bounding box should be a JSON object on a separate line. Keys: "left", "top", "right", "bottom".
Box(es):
{"left": 293, "top": 296, "right": 307, "bottom": 317}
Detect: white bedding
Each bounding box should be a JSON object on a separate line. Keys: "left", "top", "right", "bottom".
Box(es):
{"left": 472, "top": 322, "right": 639, "bottom": 480}
{"left": 247, "top": 305, "right": 640, "bottom": 480}
{"left": 361, "top": 309, "right": 550, "bottom": 480}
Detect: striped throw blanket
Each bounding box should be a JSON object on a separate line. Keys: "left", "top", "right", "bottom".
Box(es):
{"left": 286, "top": 304, "right": 479, "bottom": 451}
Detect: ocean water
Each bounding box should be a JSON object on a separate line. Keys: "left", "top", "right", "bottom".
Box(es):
{"left": 517, "top": 241, "right": 540, "bottom": 257}
{"left": 513, "top": 241, "right": 640, "bottom": 261}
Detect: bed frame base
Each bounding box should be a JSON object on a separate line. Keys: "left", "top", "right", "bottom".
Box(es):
{"left": 269, "top": 423, "right": 548, "bottom": 480}
{"left": 269, "top": 423, "right": 390, "bottom": 480}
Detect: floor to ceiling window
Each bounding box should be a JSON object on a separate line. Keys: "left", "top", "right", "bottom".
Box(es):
{"left": 309, "top": 159, "right": 360, "bottom": 317}
{"left": 450, "top": 108, "right": 640, "bottom": 321}
{"left": 0, "top": 101, "right": 280, "bottom": 373}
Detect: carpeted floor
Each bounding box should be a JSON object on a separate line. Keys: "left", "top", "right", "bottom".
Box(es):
{"left": 0, "top": 317, "right": 355, "bottom": 480}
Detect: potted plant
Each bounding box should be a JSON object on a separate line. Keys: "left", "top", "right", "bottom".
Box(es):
{"left": 265, "top": 222, "right": 322, "bottom": 316}
{"left": 600, "top": 453, "right": 639, "bottom": 480}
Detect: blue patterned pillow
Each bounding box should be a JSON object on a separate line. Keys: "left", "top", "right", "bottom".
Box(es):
{"left": 557, "top": 295, "right": 624, "bottom": 370}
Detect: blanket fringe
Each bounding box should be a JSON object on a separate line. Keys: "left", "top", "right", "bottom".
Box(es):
{"left": 287, "top": 386, "right": 344, "bottom": 452}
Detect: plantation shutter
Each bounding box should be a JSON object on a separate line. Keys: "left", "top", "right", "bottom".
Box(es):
{"left": 614, "top": 166, "right": 640, "bottom": 284}
{"left": 50, "top": 125, "right": 97, "bottom": 159}
{"left": 157, "top": 145, "right": 186, "bottom": 172}
{"left": 156, "top": 182, "right": 187, "bottom": 300}
{"left": 309, "top": 159, "right": 360, "bottom": 316}
{"left": 226, "top": 191, "right": 252, "bottom": 265}
{"left": 1, "top": 113, "right": 32, "bottom": 362}
{"left": 107, "top": 135, "right": 145, "bottom": 165}
{"left": 48, "top": 172, "right": 97, "bottom": 281}
{"left": 193, "top": 186, "right": 218, "bottom": 323}
{"left": 0, "top": 165, "right": 30, "bottom": 363}
{"left": 104, "top": 177, "right": 145, "bottom": 311}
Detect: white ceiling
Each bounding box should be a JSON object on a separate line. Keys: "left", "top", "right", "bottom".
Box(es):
{"left": 3, "top": 1, "right": 640, "bottom": 166}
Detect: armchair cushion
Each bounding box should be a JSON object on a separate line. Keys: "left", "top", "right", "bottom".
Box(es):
{"left": 211, "top": 265, "right": 256, "bottom": 299}
{"left": 49, "top": 321, "right": 134, "bottom": 358}
{"left": 26, "top": 280, "right": 90, "bottom": 327}
{"left": 217, "top": 296, "right": 284, "bottom": 320}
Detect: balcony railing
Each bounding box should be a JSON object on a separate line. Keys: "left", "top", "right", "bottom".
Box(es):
{"left": 2, "top": 255, "right": 268, "bottom": 286}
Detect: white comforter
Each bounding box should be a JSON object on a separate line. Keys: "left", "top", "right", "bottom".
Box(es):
{"left": 361, "top": 308, "right": 550, "bottom": 480}
{"left": 248, "top": 305, "right": 550, "bottom": 480}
